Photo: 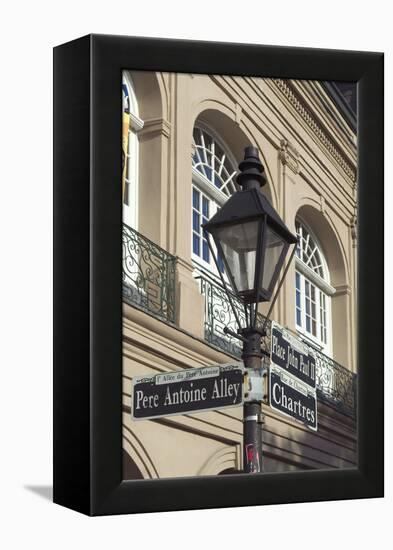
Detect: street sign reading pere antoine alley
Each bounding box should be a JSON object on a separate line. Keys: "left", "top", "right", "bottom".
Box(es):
{"left": 269, "top": 321, "right": 318, "bottom": 431}
{"left": 132, "top": 364, "right": 243, "bottom": 420}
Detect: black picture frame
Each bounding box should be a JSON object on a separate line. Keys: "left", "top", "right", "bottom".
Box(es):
{"left": 53, "top": 34, "right": 384, "bottom": 516}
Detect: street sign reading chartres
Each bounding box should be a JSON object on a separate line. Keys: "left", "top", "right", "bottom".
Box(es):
{"left": 132, "top": 363, "right": 243, "bottom": 420}
{"left": 269, "top": 321, "right": 318, "bottom": 431}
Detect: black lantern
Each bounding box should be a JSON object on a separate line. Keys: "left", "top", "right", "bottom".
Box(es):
{"left": 203, "top": 146, "right": 297, "bottom": 304}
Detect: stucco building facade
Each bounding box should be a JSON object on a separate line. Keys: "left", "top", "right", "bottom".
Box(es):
{"left": 121, "top": 71, "right": 358, "bottom": 479}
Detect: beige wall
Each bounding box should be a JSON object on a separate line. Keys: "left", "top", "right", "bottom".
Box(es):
{"left": 122, "top": 72, "right": 357, "bottom": 478}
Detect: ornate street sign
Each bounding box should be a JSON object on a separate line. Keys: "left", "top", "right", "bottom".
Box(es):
{"left": 271, "top": 322, "right": 316, "bottom": 389}
{"left": 132, "top": 363, "right": 243, "bottom": 420}
{"left": 269, "top": 321, "right": 318, "bottom": 431}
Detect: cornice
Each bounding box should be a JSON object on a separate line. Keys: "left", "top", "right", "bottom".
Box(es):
{"left": 200, "top": 75, "right": 356, "bottom": 224}
{"left": 273, "top": 79, "right": 357, "bottom": 185}
{"left": 211, "top": 75, "right": 357, "bottom": 203}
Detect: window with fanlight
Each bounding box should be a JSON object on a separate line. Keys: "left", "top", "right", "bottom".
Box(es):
{"left": 191, "top": 124, "right": 238, "bottom": 276}
{"left": 295, "top": 219, "right": 334, "bottom": 354}
{"left": 122, "top": 72, "right": 144, "bottom": 229}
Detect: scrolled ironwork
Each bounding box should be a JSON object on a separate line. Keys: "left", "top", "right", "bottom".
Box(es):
{"left": 122, "top": 223, "right": 176, "bottom": 323}
{"left": 197, "top": 271, "right": 356, "bottom": 417}
{"left": 196, "top": 272, "right": 271, "bottom": 358}
{"left": 312, "top": 346, "right": 357, "bottom": 416}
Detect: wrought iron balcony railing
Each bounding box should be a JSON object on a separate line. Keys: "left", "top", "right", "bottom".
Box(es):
{"left": 196, "top": 272, "right": 357, "bottom": 417}
{"left": 195, "top": 271, "right": 271, "bottom": 357}
{"left": 313, "top": 348, "right": 357, "bottom": 416}
{"left": 122, "top": 223, "right": 177, "bottom": 324}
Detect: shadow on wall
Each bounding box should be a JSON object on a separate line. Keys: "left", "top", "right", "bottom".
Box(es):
{"left": 123, "top": 448, "right": 144, "bottom": 480}
{"left": 122, "top": 399, "right": 357, "bottom": 479}
{"left": 261, "top": 405, "right": 357, "bottom": 474}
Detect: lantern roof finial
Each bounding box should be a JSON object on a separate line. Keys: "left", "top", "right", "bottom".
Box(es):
{"left": 236, "top": 146, "right": 267, "bottom": 190}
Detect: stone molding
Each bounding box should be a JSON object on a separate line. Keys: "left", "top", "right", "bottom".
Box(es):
{"left": 140, "top": 117, "right": 171, "bottom": 139}
{"left": 274, "top": 79, "right": 356, "bottom": 184}
{"left": 279, "top": 138, "right": 300, "bottom": 174}
{"left": 334, "top": 283, "right": 351, "bottom": 297}
{"left": 129, "top": 112, "right": 144, "bottom": 132}
{"left": 350, "top": 215, "right": 357, "bottom": 247}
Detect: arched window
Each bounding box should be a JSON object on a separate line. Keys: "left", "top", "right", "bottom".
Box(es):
{"left": 192, "top": 126, "right": 238, "bottom": 197}
{"left": 191, "top": 124, "right": 238, "bottom": 275}
{"left": 295, "top": 219, "right": 334, "bottom": 355}
{"left": 122, "top": 72, "right": 144, "bottom": 229}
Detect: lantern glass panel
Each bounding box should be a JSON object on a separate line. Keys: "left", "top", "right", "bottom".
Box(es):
{"left": 214, "top": 220, "right": 259, "bottom": 294}
{"left": 260, "top": 225, "right": 286, "bottom": 293}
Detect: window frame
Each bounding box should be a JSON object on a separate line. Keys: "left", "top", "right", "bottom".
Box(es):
{"left": 122, "top": 71, "right": 144, "bottom": 230}
{"left": 191, "top": 124, "right": 238, "bottom": 280}
{"left": 294, "top": 219, "right": 334, "bottom": 355}
{"left": 192, "top": 123, "right": 238, "bottom": 199}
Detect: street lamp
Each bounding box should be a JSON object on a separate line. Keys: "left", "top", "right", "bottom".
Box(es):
{"left": 203, "top": 146, "right": 297, "bottom": 473}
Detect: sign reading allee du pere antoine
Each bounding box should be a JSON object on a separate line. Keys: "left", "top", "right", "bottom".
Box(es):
{"left": 132, "top": 364, "right": 243, "bottom": 420}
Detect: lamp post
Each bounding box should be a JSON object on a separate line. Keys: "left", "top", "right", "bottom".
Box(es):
{"left": 203, "top": 146, "right": 297, "bottom": 473}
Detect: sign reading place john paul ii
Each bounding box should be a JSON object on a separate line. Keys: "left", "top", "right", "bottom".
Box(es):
{"left": 270, "top": 322, "right": 318, "bottom": 431}
{"left": 132, "top": 364, "right": 243, "bottom": 420}
{"left": 271, "top": 323, "right": 316, "bottom": 389}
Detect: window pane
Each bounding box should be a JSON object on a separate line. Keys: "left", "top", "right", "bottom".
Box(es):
{"left": 319, "top": 290, "right": 327, "bottom": 343}
{"left": 193, "top": 210, "right": 200, "bottom": 232}
{"left": 203, "top": 131, "right": 212, "bottom": 151}
{"left": 204, "top": 166, "right": 212, "bottom": 181}
{"left": 193, "top": 233, "right": 200, "bottom": 256}
{"left": 214, "top": 174, "right": 222, "bottom": 188}
{"left": 202, "top": 240, "right": 209, "bottom": 262}
{"left": 193, "top": 188, "right": 200, "bottom": 209}
{"left": 296, "top": 308, "right": 302, "bottom": 327}
{"left": 202, "top": 196, "right": 209, "bottom": 218}
{"left": 196, "top": 164, "right": 205, "bottom": 176}
{"left": 123, "top": 180, "right": 130, "bottom": 206}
